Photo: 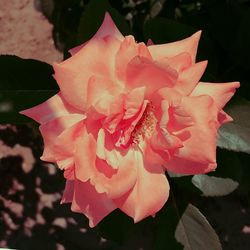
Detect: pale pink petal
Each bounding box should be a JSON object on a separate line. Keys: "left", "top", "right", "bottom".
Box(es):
{"left": 74, "top": 131, "right": 137, "bottom": 199}
{"left": 148, "top": 31, "right": 201, "bottom": 63}
{"left": 61, "top": 180, "right": 74, "bottom": 203}
{"left": 69, "top": 12, "right": 124, "bottom": 55}
{"left": 166, "top": 95, "right": 219, "bottom": 173}
{"left": 39, "top": 114, "right": 84, "bottom": 161}
{"left": 166, "top": 157, "right": 217, "bottom": 175}
{"left": 71, "top": 179, "right": 116, "bottom": 227}
{"left": 124, "top": 87, "right": 146, "bottom": 119}
{"left": 115, "top": 36, "right": 152, "bottom": 81}
{"left": 218, "top": 110, "right": 233, "bottom": 125}
{"left": 54, "top": 36, "right": 121, "bottom": 110}
{"left": 114, "top": 148, "right": 169, "bottom": 222}
{"left": 126, "top": 56, "right": 178, "bottom": 95}
{"left": 159, "top": 52, "right": 192, "bottom": 72}
{"left": 20, "top": 93, "right": 82, "bottom": 124}
{"left": 175, "top": 61, "right": 208, "bottom": 95}
{"left": 191, "top": 81, "right": 240, "bottom": 109}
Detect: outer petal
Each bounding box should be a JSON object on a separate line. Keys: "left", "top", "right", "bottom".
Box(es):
{"left": 166, "top": 95, "right": 219, "bottom": 174}
{"left": 159, "top": 52, "right": 192, "bottom": 73}
{"left": 71, "top": 179, "right": 116, "bottom": 227}
{"left": 54, "top": 36, "right": 121, "bottom": 111}
{"left": 61, "top": 180, "right": 74, "bottom": 203}
{"left": 191, "top": 81, "right": 240, "bottom": 109}
{"left": 126, "top": 56, "right": 178, "bottom": 95}
{"left": 166, "top": 158, "right": 217, "bottom": 175}
{"left": 114, "top": 147, "right": 169, "bottom": 222}
{"left": 174, "top": 61, "right": 208, "bottom": 96}
{"left": 115, "top": 36, "right": 152, "bottom": 80}
{"left": 39, "top": 114, "right": 85, "bottom": 161}
{"left": 148, "top": 31, "right": 201, "bottom": 63}
{"left": 20, "top": 93, "right": 82, "bottom": 124}
{"left": 69, "top": 12, "right": 124, "bottom": 55}
{"left": 74, "top": 129, "right": 138, "bottom": 199}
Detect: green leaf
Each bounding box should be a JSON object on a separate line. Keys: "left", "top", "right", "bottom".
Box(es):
{"left": 217, "top": 97, "right": 250, "bottom": 154}
{"left": 175, "top": 204, "right": 222, "bottom": 250}
{"left": 0, "top": 55, "right": 58, "bottom": 90}
{"left": 0, "top": 55, "right": 58, "bottom": 123}
{"left": 192, "top": 175, "right": 239, "bottom": 197}
{"left": 77, "top": 0, "right": 131, "bottom": 44}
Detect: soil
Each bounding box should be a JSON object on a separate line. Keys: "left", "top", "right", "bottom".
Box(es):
{"left": 0, "top": 0, "right": 62, "bottom": 64}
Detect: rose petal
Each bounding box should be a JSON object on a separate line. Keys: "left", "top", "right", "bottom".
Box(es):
{"left": 74, "top": 130, "right": 138, "bottom": 199}
{"left": 116, "top": 36, "right": 152, "bottom": 81}
{"left": 159, "top": 52, "right": 192, "bottom": 73}
{"left": 39, "top": 114, "right": 84, "bottom": 161}
{"left": 20, "top": 93, "right": 82, "bottom": 124}
{"left": 166, "top": 96, "right": 219, "bottom": 173}
{"left": 69, "top": 12, "right": 124, "bottom": 55}
{"left": 175, "top": 61, "right": 208, "bottom": 95}
{"left": 166, "top": 157, "right": 217, "bottom": 175}
{"left": 71, "top": 179, "right": 116, "bottom": 227}
{"left": 114, "top": 148, "right": 169, "bottom": 223}
{"left": 61, "top": 180, "right": 74, "bottom": 203}
{"left": 54, "top": 36, "right": 121, "bottom": 111}
{"left": 124, "top": 87, "right": 146, "bottom": 119}
{"left": 148, "top": 31, "right": 201, "bottom": 63}
{"left": 126, "top": 56, "right": 178, "bottom": 95}
{"left": 191, "top": 81, "right": 240, "bottom": 109}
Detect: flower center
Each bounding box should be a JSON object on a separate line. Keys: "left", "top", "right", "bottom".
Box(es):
{"left": 131, "top": 103, "right": 157, "bottom": 144}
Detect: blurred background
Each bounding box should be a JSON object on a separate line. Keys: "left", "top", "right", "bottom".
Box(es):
{"left": 0, "top": 0, "right": 250, "bottom": 249}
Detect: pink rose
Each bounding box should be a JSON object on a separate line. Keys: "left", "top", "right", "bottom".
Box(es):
{"left": 21, "top": 13, "right": 239, "bottom": 227}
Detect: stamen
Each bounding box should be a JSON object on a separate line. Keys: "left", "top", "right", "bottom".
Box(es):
{"left": 131, "top": 103, "right": 157, "bottom": 144}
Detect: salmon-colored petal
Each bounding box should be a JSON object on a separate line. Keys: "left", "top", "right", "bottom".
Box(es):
{"left": 148, "top": 31, "right": 201, "bottom": 63}
{"left": 191, "top": 81, "right": 240, "bottom": 109}
{"left": 39, "top": 114, "right": 84, "bottom": 161}
{"left": 20, "top": 93, "right": 82, "bottom": 124}
{"left": 159, "top": 52, "right": 192, "bottom": 73}
{"left": 115, "top": 36, "right": 152, "bottom": 81}
{"left": 71, "top": 179, "right": 116, "bottom": 227}
{"left": 74, "top": 131, "right": 138, "bottom": 199}
{"left": 96, "top": 129, "right": 124, "bottom": 169}
{"left": 61, "top": 180, "right": 74, "bottom": 203}
{"left": 175, "top": 61, "right": 208, "bottom": 95}
{"left": 218, "top": 110, "right": 233, "bottom": 125}
{"left": 166, "top": 157, "right": 217, "bottom": 175}
{"left": 126, "top": 56, "right": 178, "bottom": 95}
{"left": 54, "top": 36, "right": 121, "bottom": 111}
{"left": 168, "top": 96, "right": 219, "bottom": 171}
{"left": 124, "top": 87, "right": 146, "bottom": 119}
{"left": 114, "top": 148, "right": 169, "bottom": 222}
{"left": 69, "top": 12, "right": 124, "bottom": 55}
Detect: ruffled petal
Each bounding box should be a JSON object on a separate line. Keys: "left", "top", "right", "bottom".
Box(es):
{"left": 166, "top": 95, "right": 219, "bottom": 174}
{"left": 61, "top": 180, "right": 74, "bottom": 203}
{"left": 20, "top": 93, "right": 82, "bottom": 124}
{"left": 74, "top": 131, "right": 138, "bottom": 199}
{"left": 114, "top": 148, "right": 169, "bottom": 222}
{"left": 191, "top": 81, "right": 240, "bottom": 109}
{"left": 126, "top": 56, "right": 178, "bottom": 95}
{"left": 124, "top": 87, "right": 145, "bottom": 119}
{"left": 69, "top": 12, "right": 124, "bottom": 55}
{"left": 71, "top": 179, "right": 116, "bottom": 227}
{"left": 54, "top": 36, "right": 121, "bottom": 111}
{"left": 166, "top": 157, "right": 217, "bottom": 175}
{"left": 159, "top": 52, "right": 192, "bottom": 73}
{"left": 175, "top": 61, "right": 208, "bottom": 96}
{"left": 148, "top": 31, "right": 201, "bottom": 63}
{"left": 115, "top": 36, "right": 152, "bottom": 81}
{"left": 39, "top": 114, "right": 85, "bottom": 161}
